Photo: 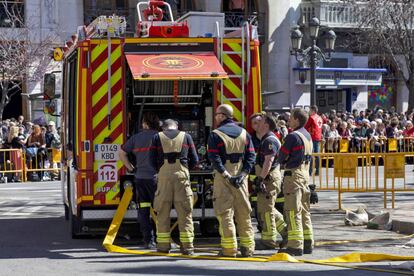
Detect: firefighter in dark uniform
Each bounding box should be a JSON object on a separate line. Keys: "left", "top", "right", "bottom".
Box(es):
{"left": 207, "top": 104, "right": 256, "bottom": 258}
{"left": 119, "top": 112, "right": 159, "bottom": 249}
{"left": 254, "top": 113, "right": 287, "bottom": 249}
{"left": 248, "top": 112, "right": 264, "bottom": 231}
{"left": 277, "top": 108, "right": 314, "bottom": 256}
{"left": 249, "top": 112, "right": 263, "bottom": 151}
{"left": 150, "top": 119, "right": 199, "bottom": 255}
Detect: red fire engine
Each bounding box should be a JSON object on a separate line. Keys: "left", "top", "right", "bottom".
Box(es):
{"left": 58, "top": 1, "right": 262, "bottom": 237}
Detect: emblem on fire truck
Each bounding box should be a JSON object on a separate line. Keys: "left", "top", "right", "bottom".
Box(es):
{"left": 143, "top": 55, "right": 204, "bottom": 70}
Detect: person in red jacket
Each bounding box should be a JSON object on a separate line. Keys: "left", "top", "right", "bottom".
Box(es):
{"left": 304, "top": 105, "right": 323, "bottom": 175}
{"left": 402, "top": 121, "right": 414, "bottom": 137}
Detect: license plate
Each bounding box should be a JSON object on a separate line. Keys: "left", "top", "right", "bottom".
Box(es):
{"left": 94, "top": 144, "right": 120, "bottom": 161}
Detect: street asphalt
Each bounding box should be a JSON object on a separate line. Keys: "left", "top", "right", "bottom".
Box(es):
{"left": 0, "top": 181, "right": 413, "bottom": 276}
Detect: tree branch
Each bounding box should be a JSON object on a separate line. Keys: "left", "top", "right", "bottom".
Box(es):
{"left": 0, "top": 0, "right": 62, "bottom": 117}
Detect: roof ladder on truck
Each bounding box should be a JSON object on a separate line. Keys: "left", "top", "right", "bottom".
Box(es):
{"left": 217, "top": 22, "right": 251, "bottom": 126}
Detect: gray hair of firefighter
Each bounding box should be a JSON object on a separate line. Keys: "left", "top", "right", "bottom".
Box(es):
{"left": 217, "top": 104, "right": 233, "bottom": 118}
{"left": 291, "top": 108, "right": 309, "bottom": 128}
{"left": 162, "top": 119, "right": 178, "bottom": 130}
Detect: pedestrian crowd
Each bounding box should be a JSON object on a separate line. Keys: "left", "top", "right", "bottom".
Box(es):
{"left": 272, "top": 107, "right": 414, "bottom": 154}
{"left": 0, "top": 115, "right": 61, "bottom": 182}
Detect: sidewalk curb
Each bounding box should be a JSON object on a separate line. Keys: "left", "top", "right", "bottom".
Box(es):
{"left": 392, "top": 219, "right": 414, "bottom": 235}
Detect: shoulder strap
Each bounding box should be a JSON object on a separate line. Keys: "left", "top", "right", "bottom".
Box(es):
{"left": 294, "top": 131, "right": 312, "bottom": 155}
{"left": 261, "top": 134, "right": 281, "bottom": 148}
{"left": 212, "top": 128, "right": 246, "bottom": 154}
{"left": 159, "top": 131, "right": 186, "bottom": 153}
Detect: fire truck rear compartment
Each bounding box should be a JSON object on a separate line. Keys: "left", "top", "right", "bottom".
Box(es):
{"left": 125, "top": 69, "right": 215, "bottom": 148}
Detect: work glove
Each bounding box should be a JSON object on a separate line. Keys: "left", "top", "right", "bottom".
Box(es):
{"left": 253, "top": 176, "right": 266, "bottom": 194}
{"left": 228, "top": 176, "right": 241, "bottom": 189}
{"left": 308, "top": 184, "right": 318, "bottom": 204}
{"left": 235, "top": 172, "right": 248, "bottom": 186}
{"left": 223, "top": 171, "right": 241, "bottom": 189}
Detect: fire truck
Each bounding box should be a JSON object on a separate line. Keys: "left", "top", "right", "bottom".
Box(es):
{"left": 58, "top": 1, "right": 262, "bottom": 238}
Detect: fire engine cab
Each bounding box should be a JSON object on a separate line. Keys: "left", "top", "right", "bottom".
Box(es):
{"left": 59, "top": 1, "right": 262, "bottom": 237}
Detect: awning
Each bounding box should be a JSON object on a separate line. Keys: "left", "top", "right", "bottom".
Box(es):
{"left": 293, "top": 67, "right": 387, "bottom": 86}
{"left": 125, "top": 53, "right": 228, "bottom": 80}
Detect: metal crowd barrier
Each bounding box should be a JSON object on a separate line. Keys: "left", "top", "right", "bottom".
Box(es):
{"left": 0, "top": 148, "right": 26, "bottom": 182}
{"left": 310, "top": 151, "right": 414, "bottom": 209}
{"left": 24, "top": 148, "right": 62, "bottom": 181}
{"left": 320, "top": 137, "right": 414, "bottom": 154}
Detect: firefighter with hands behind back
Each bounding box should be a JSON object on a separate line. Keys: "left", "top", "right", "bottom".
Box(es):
{"left": 207, "top": 104, "right": 256, "bottom": 258}
{"left": 253, "top": 113, "right": 288, "bottom": 250}
{"left": 277, "top": 108, "right": 314, "bottom": 256}
{"left": 149, "top": 119, "right": 199, "bottom": 255}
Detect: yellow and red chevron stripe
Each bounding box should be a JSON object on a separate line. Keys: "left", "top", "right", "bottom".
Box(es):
{"left": 217, "top": 40, "right": 244, "bottom": 122}
{"left": 246, "top": 40, "right": 262, "bottom": 130}
{"left": 90, "top": 40, "right": 125, "bottom": 205}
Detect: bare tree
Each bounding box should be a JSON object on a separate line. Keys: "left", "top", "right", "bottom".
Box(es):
{"left": 0, "top": 0, "right": 58, "bottom": 120}
{"left": 342, "top": 0, "right": 414, "bottom": 111}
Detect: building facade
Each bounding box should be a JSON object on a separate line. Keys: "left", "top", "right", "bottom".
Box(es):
{"left": 3, "top": 0, "right": 408, "bottom": 122}
{"left": 0, "top": 0, "right": 83, "bottom": 121}
{"left": 261, "top": 0, "right": 409, "bottom": 113}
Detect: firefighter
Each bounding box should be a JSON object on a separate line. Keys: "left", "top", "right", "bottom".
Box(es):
{"left": 207, "top": 104, "right": 256, "bottom": 258}
{"left": 119, "top": 112, "right": 160, "bottom": 249}
{"left": 249, "top": 112, "right": 263, "bottom": 151}
{"left": 149, "top": 119, "right": 198, "bottom": 255}
{"left": 248, "top": 112, "right": 264, "bottom": 232}
{"left": 277, "top": 108, "right": 313, "bottom": 256}
{"left": 254, "top": 113, "right": 287, "bottom": 249}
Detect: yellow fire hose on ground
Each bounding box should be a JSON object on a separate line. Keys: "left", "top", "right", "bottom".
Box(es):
{"left": 103, "top": 186, "right": 414, "bottom": 274}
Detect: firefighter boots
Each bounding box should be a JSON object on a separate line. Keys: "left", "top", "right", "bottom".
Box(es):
{"left": 240, "top": 246, "right": 254, "bottom": 257}
{"left": 304, "top": 240, "right": 313, "bottom": 254}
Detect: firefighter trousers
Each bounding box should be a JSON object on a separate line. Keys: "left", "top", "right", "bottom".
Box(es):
{"left": 283, "top": 165, "right": 314, "bottom": 250}
{"left": 135, "top": 178, "right": 157, "bottom": 244}
{"left": 213, "top": 172, "right": 255, "bottom": 256}
{"left": 153, "top": 161, "right": 194, "bottom": 251}
{"left": 256, "top": 167, "right": 287, "bottom": 246}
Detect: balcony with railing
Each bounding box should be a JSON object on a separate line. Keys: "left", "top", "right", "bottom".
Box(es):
{"left": 84, "top": 7, "right": 264, "bottom": 37}
{"left": 300, "top": 0, "right": 362, "bottom": 29}
{"left": 302, "top": 0, "right": 414, "bottom": 31}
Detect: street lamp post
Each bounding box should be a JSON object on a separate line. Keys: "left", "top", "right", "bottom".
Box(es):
{"left": 290, "top": 17, "right": 337, "bottom": 106}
